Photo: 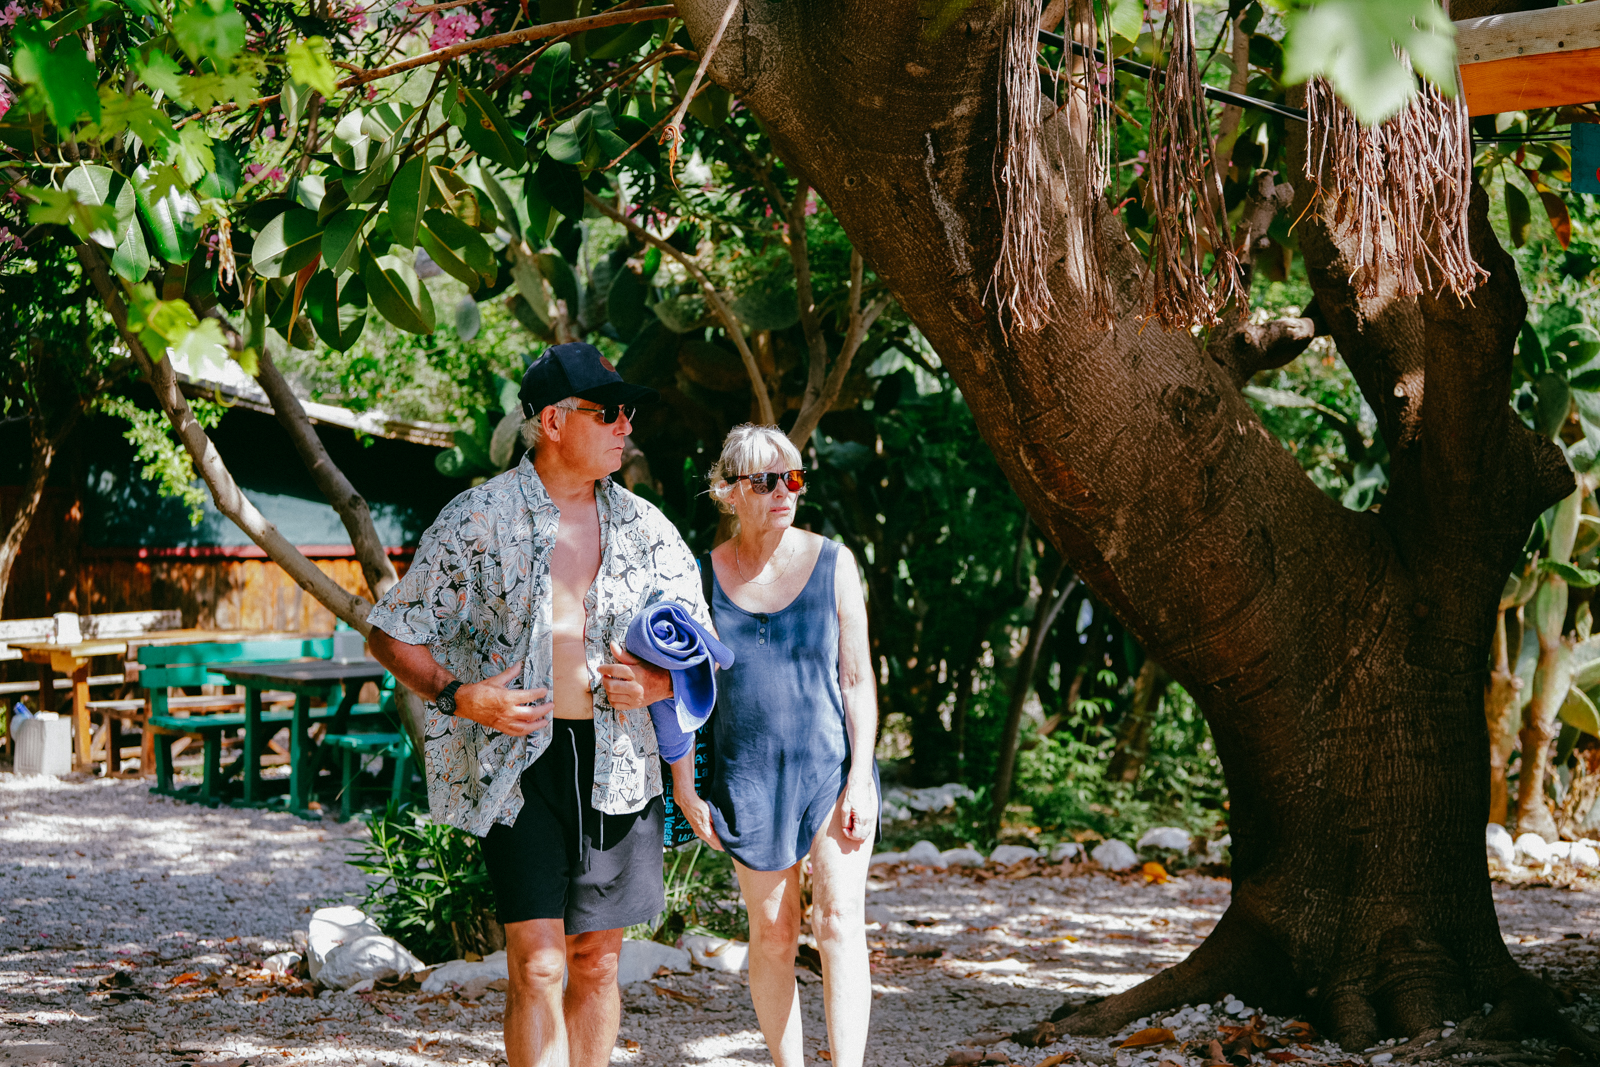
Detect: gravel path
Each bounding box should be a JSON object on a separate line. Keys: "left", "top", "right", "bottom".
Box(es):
{"left": 1, "top": 774, "right": 1596, "bottom": 1067}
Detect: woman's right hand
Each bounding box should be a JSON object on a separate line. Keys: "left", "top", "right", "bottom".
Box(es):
{"left": 670, "top": 757, "right": 724, "bottom": 851}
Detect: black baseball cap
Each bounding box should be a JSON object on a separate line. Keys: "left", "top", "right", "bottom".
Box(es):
{"left": 519, "top": 342, "right": 657, "bottom": 419}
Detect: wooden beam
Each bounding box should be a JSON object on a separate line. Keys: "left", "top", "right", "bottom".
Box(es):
{"left": 1460, "top": 45, "right": 1600, "bottom": 117}
{"left": 1456, "top": 4, "right": 1600, "bottom": 66}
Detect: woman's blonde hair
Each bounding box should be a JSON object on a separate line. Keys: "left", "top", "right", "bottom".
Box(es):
{"left": 707, "top": 424, "right": 805, "bottom": 514}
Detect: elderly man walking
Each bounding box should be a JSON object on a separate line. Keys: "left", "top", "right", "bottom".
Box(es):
{"left": 367, "top": 342, "right": 705, "bottom": 1067}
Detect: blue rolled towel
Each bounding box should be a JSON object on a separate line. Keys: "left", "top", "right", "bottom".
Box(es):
{"left": 624, "top": 602, "right": 735, "bottom": 763}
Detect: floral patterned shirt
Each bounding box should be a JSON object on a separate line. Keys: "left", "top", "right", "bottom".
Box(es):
{"left": 366, "top": 455, "right": 709, "bottom": 837}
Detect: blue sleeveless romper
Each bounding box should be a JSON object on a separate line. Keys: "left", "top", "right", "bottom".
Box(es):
{"left": 706, "top": 540, "right": 877, "bottom": 872}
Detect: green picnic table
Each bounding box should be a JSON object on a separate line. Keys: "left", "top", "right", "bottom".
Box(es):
{"left": 211, "top": 658, "right": 388, "bottom": 817}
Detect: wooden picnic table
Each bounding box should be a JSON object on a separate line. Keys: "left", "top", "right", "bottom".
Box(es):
{"left": 11, "top": 629, "right": 321, "bottom": 771}
{"left": 211, "top": 658, "right": 388, "bottom": 817}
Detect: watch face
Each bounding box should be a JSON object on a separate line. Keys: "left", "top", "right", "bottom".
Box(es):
{"left": 437, "top": 684, "right": 458, "bottom": 714}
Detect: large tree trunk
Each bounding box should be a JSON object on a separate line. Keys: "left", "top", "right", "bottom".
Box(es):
{"left": 678, "top": 0, "right": 1589, "bottom": 1051}
{"left": 0, "top": 404, "right": 65, "bottom": 609}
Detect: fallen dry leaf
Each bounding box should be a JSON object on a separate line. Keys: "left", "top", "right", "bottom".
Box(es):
{"left": 819, "top": 1051, "right": 832, "bottom": 1061}
{"left": 650, "top": 984, "right": 706, "bottom": 1006}
{"left": 1264, "top": 1052, "right": 1302, "bottom": 1063}
{"left": 1036, "top": 1054, "right": 1077, "bottom": 1067}
{"left": 1282, "top": 1021, "right": 1318, "bottom": 1042}
{"left": 1141, "top": 862, "right": 1169, "bottom": 884}
{"left": 946, "top": 1051, "right": 985, "bottom": 1066}
{"left": 1116, "top": 1027, "right": 1178, "bottom": 1048}
{"left": 1010, "top": 1020, "right": 1062, "bottom": 1048}
{"left": 624, "top": 1040, "right": 641, "bottom": 1052}
{"left": 412, "top": 1036, "right": 437, "bottom": 1054}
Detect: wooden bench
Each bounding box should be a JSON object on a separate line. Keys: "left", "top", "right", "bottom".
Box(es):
{"left": 322, "top": 731, "right": 415, "bottom": 821}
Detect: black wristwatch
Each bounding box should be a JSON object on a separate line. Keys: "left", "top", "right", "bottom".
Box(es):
{"left": 435, "top": 679, "right": 464, "bottom": 716}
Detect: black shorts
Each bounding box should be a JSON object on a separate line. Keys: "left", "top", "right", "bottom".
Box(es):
{"left": 480, "top": 719, "right": 665, "bottom": 934}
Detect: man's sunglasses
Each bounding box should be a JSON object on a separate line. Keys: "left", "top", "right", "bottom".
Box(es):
{"left": 570, "top": 404, "right": 637, "bottom": 425}
{"left": 727, "top": 469, "right": 808, "bottom": 494}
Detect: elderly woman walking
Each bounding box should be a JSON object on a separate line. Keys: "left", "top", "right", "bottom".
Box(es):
{"left": 670, "top": 423, "right": 880, "bottom": 1067}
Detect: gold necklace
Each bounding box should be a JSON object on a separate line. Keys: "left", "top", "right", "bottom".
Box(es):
{"left": 735, "top": 538, "right": 792, "bottom": 586}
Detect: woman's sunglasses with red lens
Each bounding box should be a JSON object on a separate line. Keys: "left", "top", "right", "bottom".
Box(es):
{"left": 727, "top": 469, "right": 807, "bottom": 494}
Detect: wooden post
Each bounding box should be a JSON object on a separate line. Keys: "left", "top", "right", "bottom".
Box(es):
{"left": 36, "top": 663, "right": 57, "bottom": 711}
{"left": 70, "top": 662, "right": 91, "bottom": 771}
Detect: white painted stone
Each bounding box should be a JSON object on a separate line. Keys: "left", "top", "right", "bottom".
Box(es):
{"left": 1514, "top": 833, "right": 1553, "bottom": 866}
{"left": 1485, "top": 823, "right": 1516, "bottom": 866}
{"left": 262, "top": 951, "right": 303, "bottom": 976}
{"left": 318, "top": 934, "right": 425, "bottom": 990}
{"left": 905, "top": 840, "right": 948, "bottom": 868}
{"left": 420, "top": 951, "right": 508, "bottom": 993}
{"left": 988, "top": 845, "right": 1039, "bottom": 865}
{"left": 869, "top": 851, "right": 907, "bottom": 866}
{"left": 681, "top": 935, "right": 748, "bottom": 972}
{"left": 1203, "top": 835, "right": 1232, "bottom": 864}
{"left": 1546, "top": 841, "right": 1573, "bottom": 862}
{"left": 306, "top": 906, "right": 382, "bottom": 982}
{"left": 942, "top": 847, "right": 987, "bottom": 867}
{"left": 1091, "top": 839, "right": 1139, "bottom": 871}
{"left": 1569, "top": 841, "right": 1600, "bottom": 870}
{"left": 1136, "top": 827, "right": 1192, "bottom": 852}
{"left": 968, "top": 958, "right": 1029, "bottom": 976}
{"left": 617, "top": 939, "right": 691, "bottom": 986}
{"left": 1051, "top": 842, "right": 1085, "bottom": 862}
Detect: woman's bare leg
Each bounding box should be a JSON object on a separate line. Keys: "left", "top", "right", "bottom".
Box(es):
{"left": 809, "top": 795, "right": 875, "bottom": 1067}
{"left": 734, "top": 859, "right": 806, "bottom": 1067}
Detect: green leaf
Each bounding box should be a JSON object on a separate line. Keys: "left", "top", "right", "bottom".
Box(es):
{"left": 12, "top": 23, "right": 101, "bottom": 128}
{"left": 456, "top": 88, "right": 525, "bottom": 171}
{"left": 418, "top": 209, "right": 496, "bottom": 291}
{"left": 252, "top": 208, "right": 325, "bottom": 277}
{"left": 1553, "top": 324, "right": 1600, "bottom": 372}
{"left": 1506, "top": 181, "right": 1532, "bottom": 248}
{"left": 133, "top": 165, "right": 200, "bottom": 263}
{"left": 170, "top": 123, "right": 216, "bottom": 188}
{"left": 1520, "top": 322, "right": 1548, "bottom": 378}
{"left": 455, "top": 295, "right": 482, "bottom": 342}
{"left": 435, "top": 447, "right": 471, "bottom": 477}
{"left": 1282, "top": 0, "right": 1456, "bottom": 125}
{"left": 387, "top": 155, "right": 434, "bottom": 249}
{"left": 534, "top": 159, "right": 583, "bottom": 222}
{"left": 1539, "top": 558, "right": 1600, "bottom": 588}
{"left": 196, "top": 142, "right": 242, "bottom": 200}
{"left": 731, "top": 283, "right": 800, "bottom": 332}
{"left": 608, "top": 267, "right": 648, "bottom": 339}
{"left": 306, "top": 270, "right": 368, "bottom": 351}
{"left": 1559, "top": 684, "right": 1600, "bottom": 738}
{"left": 110, "top": 178, "right": 151, "bottom": 282}
{"left": 529, "top": 42, "right": 571, "bottom": 114}
{"left": 587, "top": 19, "right": 654, "bottom": 61}
{"left": 534, "top": 252, "right": 580, "bottom": 315}
{"left": 363, "top": 250, "right": 436, "bottom": 334}
{"left": 22, "top": 184, "right": 117, "bottom": 243}
{"left": 545, "top": 106, "right": 603, "bottom": 166}
{"left": 63, "top": 164, "right": 116, "bottom": 247}
{"left": 1534, "top": 372, "right": 1571, "bottom": 439}
{"left": 469, "top": 165, "right": 521, "bottom": 242}
{"left": 285, "top": 37, "right": 339, "bottom": 99}
{"left": 321, "top": 208, "right": 367, "bottom": 276}
{"left": 172, "top": 0, "right": 246, "bottom": 66}
{"left": 1105, "top": 0, "right": 1142, "bottom": 43}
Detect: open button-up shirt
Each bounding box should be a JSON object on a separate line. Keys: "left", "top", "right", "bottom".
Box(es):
{"left": 367, "top": 456, "right": 709, "bottom": 837}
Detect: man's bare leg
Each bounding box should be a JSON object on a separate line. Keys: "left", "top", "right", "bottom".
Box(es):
{"left": 565, "top": 928, "right": 625, "bottom": 1067}
{"left": 505, "top": 918, "right": 570, "bottom": 1067}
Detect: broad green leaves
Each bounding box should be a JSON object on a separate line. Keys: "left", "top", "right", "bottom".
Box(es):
{"left": 306, "top": 271, "right": 369, "bottom": 351}
{"left": 172, "top": 0, "right": 247, "bottom": 67}
{"left": 1282, "top": 0, "right": 1456, "bottom": 125}
{"left": 12, "top": 23, "right": 101, "bottom": 127}
{"left": 321, "top": 209, "right": 368, "bottom": 277}
{"left": 455, "top": 88, "right": 525, "bottom": 171}
{"left": 364, "top": 251, "right": 436, "bottom": 334}
{"left": 253, "top": 208, "right": 325, "bottom": 277}
{"left": 134, "top": 164, "right": 200, "bottom": 263}
{"left": 418, "top": 210, "right": 497, "bottom": 292}
{"left": 285, "top": 37, "right": 340, "bottom": 99}
{"left": 387, "top": 156, "right": 435, "bottom": 249}
{"left": 546, "top": 105, "right": 630, "bottom": 170}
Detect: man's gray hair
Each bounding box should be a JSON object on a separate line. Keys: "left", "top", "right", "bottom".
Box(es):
{"left": 707, "top": 424, "right": 804, "bottom": 515}
{"left": 520, "top": 396, "right": 581, "bottom": 450}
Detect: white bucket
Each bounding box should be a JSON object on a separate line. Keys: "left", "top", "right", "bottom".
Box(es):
{"left": 14, "top": 714, "right": 72, "bottom": 776}
{"left": 52, "top": 613, "right": 82, "bottom": 644}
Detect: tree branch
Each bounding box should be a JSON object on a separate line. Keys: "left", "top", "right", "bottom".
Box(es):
{"left": 255, "top": 348, "right": 400, "bottom": 603}
{"left": 789, "top": 247, "right": 889, "bottom": 445}
{"left": 584, "top": 189, "right": 776, "bottom": 424}
{"left": 76, "top": 243, "right": 376, "bottom": 633}
{"left": 1206, "top": 170, "right": 1314, "bottom": 387}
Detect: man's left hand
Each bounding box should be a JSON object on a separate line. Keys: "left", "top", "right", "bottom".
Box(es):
{"left": 599, "top": 641, "right": 674, "bottom": 709}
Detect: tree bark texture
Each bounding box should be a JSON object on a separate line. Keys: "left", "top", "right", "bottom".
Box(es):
{"left": 678, "top": 0, "right": 1584, "bottom": 1049}
{"left": 0, "top": 392, "right": 68, "bottom": 608}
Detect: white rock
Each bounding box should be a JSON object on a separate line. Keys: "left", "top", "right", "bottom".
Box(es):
{"left": 421, "top": 951, "right": 508, "bottom": 993}
{"left": 905, "top": 840, "right": 948, "bottom": 868}
{"left": 1547, "top": 841, "right": 1573, "bottom": 862}
{"left": 342, "top": 978, "right": 376, "bottom": 994}
{"left": 262, "top": 951, "right": 303, "bottom": 976}
{"left": 1091, "top": 839, "right": 1139, "bottom": 871}
{"left": 1136, "top": 827, "right": 1192, "bottom": 852}
{"left": 1203, "top": 834, "right": 1232, "bottom": 864}
{"left": 1514, "top": 833, "right": 1553, "bottom": 866}
{"left": 1051, "top": 842, "right": 1085, "bottom": 862}
{"left": 1370, "top": 1054, "right": 1393, "bottom": 1065}
{"left": 1486, "top": 823, "right": 1516, "bottom": 866}
{"left": 680, "top": 934, "right": 748, "bottom": 972}
{"left": 970, "top": 958, "right": 1029, "bottom": 976}
{"left": 942, "top": 847, "right": 987, "bottom": 867}
{"left": 306, "top": 906, "right": 382, "bottom": 982}
{"left": 989, "top": 844, "right": 1039, "bottom": 865}
{"left": 869, "top": 851, "right": 907, "bottom": 866}
{"left": 1569, "top": 842, "right": 1600, "bottom": 870}
{"left": 617, "top": 939, "right": 691, "bottom": 986}
{"left": 318, "top": 933, "right": 425, "bottom": 990}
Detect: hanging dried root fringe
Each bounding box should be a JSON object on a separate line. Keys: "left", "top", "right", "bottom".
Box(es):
{"left": 1305, "top": 76, "right": 1485, "bottom": 300}
{"left": 989, "top": 0, "right": 1113, "bottom": 333}
{"left": 990, "top": 0, "right": 1057, "bottom": 334}
{"left": 1144, "top": 0, "right": 1243, "bottom": 329}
